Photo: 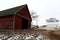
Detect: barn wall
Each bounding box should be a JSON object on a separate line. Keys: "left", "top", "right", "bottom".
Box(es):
{"left": 28, "top": 21, "right": 31, "bottom": 29}
{"left": 15, "top": 15, "right": 22, "bottom": 29}
{"left": 0, "top": 15, "right": 14, "bottom": 30}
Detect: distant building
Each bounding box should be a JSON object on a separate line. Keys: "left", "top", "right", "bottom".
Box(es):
{"left": 0, "top": 4, "right": 32, "bottom": 30}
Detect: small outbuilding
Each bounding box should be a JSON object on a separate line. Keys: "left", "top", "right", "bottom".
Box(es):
{"left": 0, "top": 4, "right": 32, "bottom": 30}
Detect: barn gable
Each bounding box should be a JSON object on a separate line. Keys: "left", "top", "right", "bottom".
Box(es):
{"left": 16, "top": 5, "right": 32, "bottom": 21}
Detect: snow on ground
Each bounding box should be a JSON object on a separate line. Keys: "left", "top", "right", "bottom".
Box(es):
{"left": 0, "top": 31, "right": 50, "bottom": 40}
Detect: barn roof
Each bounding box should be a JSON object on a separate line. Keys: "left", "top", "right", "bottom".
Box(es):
{"left": 0, "top": 5, "right": 24, "bottom": 17}
{"left": 0, "top": 4, "right": 32, "bottom": 21}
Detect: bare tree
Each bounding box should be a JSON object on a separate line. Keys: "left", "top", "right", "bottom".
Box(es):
{"left": 46, "top": 18, "right": 59, "bottom": 22}
{"left": 46, "top": 18, "right": 59, "bottom": 28}
{"left": 30, "top": 11, "right": 39, "bottom": 27}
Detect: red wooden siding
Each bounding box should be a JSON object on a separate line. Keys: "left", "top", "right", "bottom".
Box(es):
{"left": 15, "top": 15, "right": 22, "bottom": 29}
{"left": 28, "top": 21, "right": 31, "bottom": 28}
{"left": 0, "top": 15, "right": 14, "bottom": 29}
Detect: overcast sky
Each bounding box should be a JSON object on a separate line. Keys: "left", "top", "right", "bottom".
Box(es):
{"left": 0, "top": 0, "right": 60, "bottom": 26}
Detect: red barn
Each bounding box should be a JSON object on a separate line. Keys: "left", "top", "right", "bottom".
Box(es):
{"left": 0, "top": 4, "right": 32, "bottom": 30}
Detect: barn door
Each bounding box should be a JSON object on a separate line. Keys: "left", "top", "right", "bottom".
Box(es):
{"left": 22, "top": 18, "right": 28, "bottom": 29}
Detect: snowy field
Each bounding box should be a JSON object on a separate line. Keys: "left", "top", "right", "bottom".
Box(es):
{"left": 0, "top": 30, "right": 50, "bottom": 40}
